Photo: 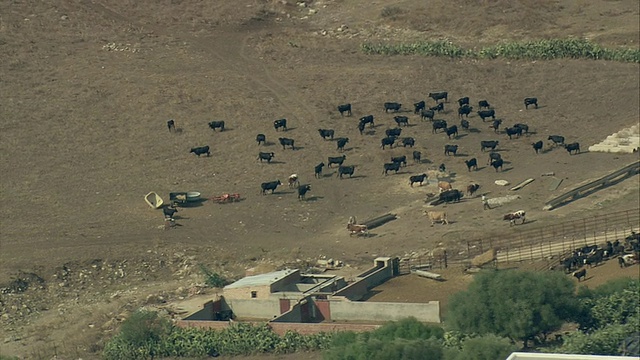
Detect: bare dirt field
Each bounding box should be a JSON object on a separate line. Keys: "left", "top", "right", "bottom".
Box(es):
{"left": 1, "top": 0, "right": 639, "bottom": 358}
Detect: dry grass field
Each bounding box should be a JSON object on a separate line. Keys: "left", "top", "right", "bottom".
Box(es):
{"left": 1, "top": 0, "right": 639, "bottom": 358}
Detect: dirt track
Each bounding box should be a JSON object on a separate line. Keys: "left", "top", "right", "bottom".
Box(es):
{"left": 0, "top": 0, "right": 639, "bottom": 358}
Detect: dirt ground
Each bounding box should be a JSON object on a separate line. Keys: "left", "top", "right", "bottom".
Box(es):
{"left": 1, "top": 0, "right": 639, "bottom": 358}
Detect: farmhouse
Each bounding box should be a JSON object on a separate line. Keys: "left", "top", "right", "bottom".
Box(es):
{"left": 178, "top": 257, "right": 441, "bottom": 334}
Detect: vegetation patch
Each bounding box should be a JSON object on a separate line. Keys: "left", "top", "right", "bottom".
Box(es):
{"left": 362, "top": 38, "right": 640, "bottom": 63}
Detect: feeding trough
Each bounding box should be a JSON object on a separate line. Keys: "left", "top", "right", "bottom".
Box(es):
{"left": 170, "top": 191, "right": 202, "bottom": 206}
{"left": 144, "top": 192, "right": 164, "bottom": 209}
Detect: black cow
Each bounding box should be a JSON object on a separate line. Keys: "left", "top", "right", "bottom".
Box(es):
{"left": 163, "top": 205, "right": 178, "bottom": 219}
{"left": 297, "top": 184, "right": 311, "bottom": 200}
{"left": 464, "top": 158, "right": 478, "bottom": 171}
{"left": 532, "top": 140, "right": 543, "bottom": 154}
{"left": 438, "top": 189, "right": 462, "bottom": 204}
{"left": 381, "top": 137, "right": 396, "bottom": 149}
{"left": 439, "top": 163, "right": 446, "bottom": 172}
{"left": 478, "top": 109, "right": 496, "bottom": 121}
{"left": 429, "top": 91, "right": 448, "bottom": 103}
{"left": 167, "top": 119, "right": 176, "bottom": 132}
{"left": 444, "top": 144, "right": 458, "bottom": 156}
{"left": 458, "top": 97, "right": 470, "bottom": 107}
{"left": 314, "top": 162, "right": 325, "bottom": 178}
{"left": 432, "top": 120, "right": 447, "bottom": 134}
{"left": 490, "top": 158, "right": 504, "bottom": 172}
{"left": 402, "top": 137, "right": 415, "bottom": 147}
{"left": 256, "top": 133, "right": 266, "bottom": 145}
{"left": 458, "top": 105, "right": 473, "bottom": 118}
{"left": 274, "top": 119, "right": 287, "bottom": 131}
{"left": 383, "top": 162, "right": 401, "bottom": 175}
{"left": 414, "top": 101, "right": 426, "bottom": 114}
{"left": 488, "top": 152, "right": 502, "bottom": 165}
{"left": 524, "top": 97, "right": 538, "bottom": 109}
{"left": 564, "top": 142, "right": 580, "bottom": 155}
{"left": 478, "top": 100, "right": 491, "bottom": 109}
{"left": 460, "top": 119, "right": 470, "bottom": 130}
{"left": 412, "top": 151, "right": 422, "bottom": 163}
{"left": 386, "top": 128, "right": 402, "bottom": 137}
{"left": 391, "top": 155, "right": 407, "bottom": 167}
{"left": 573, "top": 268, "right": 586, "bottom": 282}
{"left": 208, "top": 121, "right": 225, "bottom": 131}
{"left": 190, "top": 146, "right": 210, "bottom": 157}
{"left": 318, "top": 129, "right": 335, "bottom": 140}
{"left": 445, "top": 125, "right": 458, "bottom": 139}
{"left": 261, "top": 180, "right": 282, "bottom": 195}
{"left": 337, "top": 165, "right": 355, "bottom": 179}
{"left": 257, "top": 152, "right": 275, "bottom": 163}
{"left": 336, "top": 137, "right": 349, "bottom": 151}
{"left": 584, "top": 252, "right": 603, "bottom": 268}
{"left": 409, "top": 173, "right": 428, "bottom": 187}
{"left": 357, "top": 121, "right": 366, "bottom": 135}
{"left": 481, "top": 140, "right": 499, "bottom": 152}
{"left": 514, "top": 123, "right": 529, "bottom": 134}
{"left": 327, "top": 155, "right": 347, "bottom": 167}
{"left": 279, "top": 137, "right": 295, "bottom": 150}
{"left": 394, "top": 116, "right": 409, "bottom": 127}
{"left": 384, "top": 102, "right": 402, "bottom": 113}
{"left": 359, "top": 115, "right": 375, "bottom": 128}
{"left": 420, "top": 109, "right": 435, "bottom": 121}
{"left": 430, "top": 102, "right": 444, "bottom": 113}
{"left": 337, "top": 103, "right": 352, "bottom": 116}
{"left": 491, "top": 119, "right": 502, "bottom": 133}
{"left": 548, "top": 135, "right": 565, "bottom": 146}
{"left": 505, "top": 126, "right": 523, "bottom": 139}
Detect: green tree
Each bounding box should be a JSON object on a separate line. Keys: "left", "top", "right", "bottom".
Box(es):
{"left": 445, "top": 270, "right": 579, "bottom": 347}
{"left": 575, "top": 278, "right": 639, "bottom": 330}
{"left": 447, "top": 334, "right": 518, "bottom": 360}
{"left": 323, "top": 318, "right": 445, "bottom": 360}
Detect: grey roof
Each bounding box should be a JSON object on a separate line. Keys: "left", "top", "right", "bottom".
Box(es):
{"left": 506, "top": 353, "right": 638, "bottom": 360}
{"left": 224, "top": 269, "right": 297, "bottom": 290}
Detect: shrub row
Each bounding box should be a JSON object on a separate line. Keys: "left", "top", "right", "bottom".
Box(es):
{"left": 103, "top": 317, "right": 333, "bottom": 360}
{"left": 361, "top": 38, "right": 640, "bottom": 62}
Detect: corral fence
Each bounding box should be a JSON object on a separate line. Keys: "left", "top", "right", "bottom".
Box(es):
{"left": 399, "top": 208, "right": 639, "bottom": 273}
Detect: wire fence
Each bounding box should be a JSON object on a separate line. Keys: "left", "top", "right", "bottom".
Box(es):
{"left": 400, "top": 208, "right": 640, "bottom": 272}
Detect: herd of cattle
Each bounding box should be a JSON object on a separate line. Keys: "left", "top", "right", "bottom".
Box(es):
{"left": 561, "top": 232, "right": 640, "bottom": 282}
{"left": 172, "top": 89, "right": 590, "bottom": 229}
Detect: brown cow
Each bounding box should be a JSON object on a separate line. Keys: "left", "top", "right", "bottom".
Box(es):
{"left": 438, "top": 181, "right": 452, "bottom": 193}
{"left": 467, "top": 183, "right": 480, "bottom": 197}
{"left": 425, "top": 211, "right": 449, "bottom": 226}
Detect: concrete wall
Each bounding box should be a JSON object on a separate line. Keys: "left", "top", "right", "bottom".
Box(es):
{"left": 183, "top": 299, "right": 219, "bottom": 321}
{"left": 329, "top": 301, "right": 441, "bottom": 323}
{"left": 273, "top": 301, "right": 302, "bottom": 322}
{"left": 332, "top": 279, "right": 368, "bottom": 300}
{"left": 223, "top": 284, "right": 272, "bottom": 300}
{"left": 223, "top": 298, "right": 281, "bottom": 320}
{"left": 270, "top": 270, "right": 301, "bottom": 292}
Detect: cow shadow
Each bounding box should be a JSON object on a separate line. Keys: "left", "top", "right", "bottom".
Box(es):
{"left": 291, "top": 146, "right": 305, "bottom": 151}
{"left": 455, "top": 153, "right": 469, "bottom": 157}
{"left": 499, "top": 167, "right": 514, "bottom": 172}
{"left": 263, "top": 160, "right": 285, "bottom": 165}
{"left": 475, "top": 166, "right": 487, "bottom": 171}
{"left": 172, "top": 128, "right": 185, "bottom": 134}
{"left": 262, "top": 141, "right": 277, "bottom": 147}
{"left": 218, "top": 128, "right": 234, "bottom": 132}
{"left": 321, "top": 173, "right": 335, "bottom": 178}
{"left": 281, "top": 127, "right": 297, "bottom": 131}
{"left": 303, "top": 195, "right": 324, "bottom": 202}
{"left": 454, "top": 134, "right": 469, "bottom": 139}
{"left": 416, "top": 159, "right": 432, "bottom": 164}
{"left": 468, "top": 127, "right": 482, "bottom": 133}
{"left": 341, "top": 175, "right": 367, "bottom": 179}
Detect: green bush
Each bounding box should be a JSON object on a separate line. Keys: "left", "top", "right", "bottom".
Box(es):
{"left": 448, "top": 334, "right": 518, "bottom": 360}
{"left": 323, "top": 317, "right": 445, "bottom": 360}
{"left": 103, "top": 309, "right": 172, "bottom": 359}
{"left": 361, "top": 39, "right": 640, "bottom": 63}
{"left": 198, "top": 264, "right": 228, "bottom": 288}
